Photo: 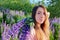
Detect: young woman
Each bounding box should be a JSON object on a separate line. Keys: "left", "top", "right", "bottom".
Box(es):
{"left": 2, "top": 5, "right": 50, "bottom": 40}
{"left": 30, "top": 5, "right": 50, "bottom": 40}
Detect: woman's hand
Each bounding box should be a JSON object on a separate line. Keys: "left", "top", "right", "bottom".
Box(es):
{"left": 47, "top": 12, "right": 50, "bottom": 18}
{"left": 46, "top": 12, "right": 50, "bottom": 18}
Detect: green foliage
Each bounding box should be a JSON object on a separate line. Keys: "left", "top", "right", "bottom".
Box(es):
{"left": 13, "top": 15, "right": 25, "bottom": 23}
{"left": 13, "top": 15, "right": 21, "bottom": 23}
{"left": 50, "top": 23, "right": 60, "bottom": 40}
{"left": 3, "top": 13, "right": 26, "bottom": 24}
{"left": 47, "top": 0, "right": 60, "bottom": 18}
{"left": 3, "top": 13, "right": 7, "bottom": 22}
{"left": 0, "top": 0, "right": 34, "bottom": 13}
{"left": 0, "top": 17, "right": 2, "bottom": 24}
{"left": 50, "top": 31, "right": 54, "bottom": 40}
{"left": 6, "top": 18, "right": 11, "bottom": 24}
{"left": 3, "top": 14, "right": 11, "bottom": 24}
{"left": 53, "top": 23, "right": 60, "bottom": 40}
{"left": 25, "top": 17, "right": 33, "bottom": 25}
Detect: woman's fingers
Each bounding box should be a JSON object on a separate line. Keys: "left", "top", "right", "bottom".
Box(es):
{"left": 47, "top": 12, "right": 50, "bottom": 18}
{"left": 46, "top": 12, "right": 50, "bottom": 18}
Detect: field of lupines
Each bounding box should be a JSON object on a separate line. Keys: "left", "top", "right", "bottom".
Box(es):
{"left": 0, "top": 11, "right": 60, "bottom": 40}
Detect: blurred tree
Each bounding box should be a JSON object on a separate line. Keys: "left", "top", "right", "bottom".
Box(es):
{"left": 53, "top": 23, "right": 60, "bottom": 40}
{"left": 47, "top": 0, "right": 60, "bottom": 18}
{"left": 0, "top": 0, "right": 34, "bottom": 14}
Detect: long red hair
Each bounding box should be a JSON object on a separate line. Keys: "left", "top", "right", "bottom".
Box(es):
{"left": 32, "top": 5, "right": 50, "bottom": 40}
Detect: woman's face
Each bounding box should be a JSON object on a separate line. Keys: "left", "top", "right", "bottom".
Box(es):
{"left": 35, "top": 7, "right": 45, "bottom": 24}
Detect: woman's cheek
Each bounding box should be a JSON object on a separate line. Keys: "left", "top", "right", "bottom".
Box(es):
{"left": 35, "top": 17, "right": 40, "bottom": 23}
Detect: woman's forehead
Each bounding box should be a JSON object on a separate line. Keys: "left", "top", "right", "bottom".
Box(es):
{"left": 36, "top": 7, "right": 44, "bottom": 13}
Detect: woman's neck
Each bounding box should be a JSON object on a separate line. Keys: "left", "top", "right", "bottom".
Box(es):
{"left": 34, "top": 23, "right": 41, "bottom": 30}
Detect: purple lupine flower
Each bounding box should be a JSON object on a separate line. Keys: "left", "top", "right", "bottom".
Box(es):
{"left": 51, "top": 17, "right": 60, "bottom": 24}
{"left": 19, "top": 24, "right": 30, "bottom": 40}
{"left": 2, "top": 33, "right": 11, "bottom": 40}
{"left": 5, "top": 9, "right": 10, "bottom": 13}
{"left": 11, "top": 24, "right": 19, "bottom": 34}
{"left": 49, "top": 17, "right": 60, "bottom": 35}
{"left": 11, "top": 18, "right": 27, "bottom": 34}
{"left": 2, "top": 18, "right": 31, "bottom": 40}
{"left": 2, "top": 23, "right": 11, "bottom": 40}
{"left": 9, "top": 18, "right": 27, "bottom": 39}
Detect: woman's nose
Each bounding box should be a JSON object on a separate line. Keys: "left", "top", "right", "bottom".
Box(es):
{"left": 40, "top": 16, "right": 43, "bottom": 19}
{"left": 40, "top": 14, "right": 44, "bottom": 18}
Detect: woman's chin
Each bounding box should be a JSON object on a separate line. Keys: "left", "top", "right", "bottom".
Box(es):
{"left": 38, "top": 21, "right": 44, "bottom": 24}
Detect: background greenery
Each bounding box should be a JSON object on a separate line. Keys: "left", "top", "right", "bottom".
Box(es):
{"left": 0, "top": 0, "right": 60, "bottom": 40}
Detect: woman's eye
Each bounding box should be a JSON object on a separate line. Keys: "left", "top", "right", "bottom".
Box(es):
{"left": 43, "top": 13, "right": 45, "bottom": 15}
{"left": 38, "top": 13, "right": 40, "bottom": 14}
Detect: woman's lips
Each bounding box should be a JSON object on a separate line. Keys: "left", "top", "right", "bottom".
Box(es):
{"left": 39, "top": 18, "right": 44, "bottom": 22}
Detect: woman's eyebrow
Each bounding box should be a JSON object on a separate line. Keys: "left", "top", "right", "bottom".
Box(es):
{"left": 38, "top": 10, "right": 41, "bottom": 12}
{"left": 38, "top": 11, "right": 41, "bottom": 12}
{"left": 38, "top": 11, "right": 43, "bottom": 14}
